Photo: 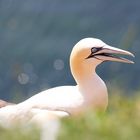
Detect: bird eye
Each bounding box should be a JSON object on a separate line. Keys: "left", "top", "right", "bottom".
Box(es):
{"left": 91, "top": 47, "right": 102, "bottom": 54}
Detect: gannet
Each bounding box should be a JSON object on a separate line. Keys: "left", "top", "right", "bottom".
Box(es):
{"left": 0, "top": 38, "right": 134, "bottom": 126}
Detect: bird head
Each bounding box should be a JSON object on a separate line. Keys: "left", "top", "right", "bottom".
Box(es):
{"left": 71, "top": 38, "right": 134, "bottom": 66}
{"left": 70, "top": 38, "right": 134, "bottom": 77}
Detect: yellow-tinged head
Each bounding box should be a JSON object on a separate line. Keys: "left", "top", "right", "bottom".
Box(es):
{"left": 70, "top": 38, "right": 134, "bottom": 80}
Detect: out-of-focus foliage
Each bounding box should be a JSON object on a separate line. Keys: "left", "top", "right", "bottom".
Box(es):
{"left": 1, "top": 91, "right": 140, "bottom": 140}
{"left": 59, "top": 94, "right": 140, "bottom": 140}
{"left": 0, "top": 0, "right": 139, "bottom": 101}
{"left": 0, "top": 126, "right": 40, "bottom": 140}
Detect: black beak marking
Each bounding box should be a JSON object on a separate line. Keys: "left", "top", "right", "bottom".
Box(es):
{"left": 86, "top": 46, "right": 134, "bottom": 64}
{"left": 86, "top": 47, "right": 103, "bottom": 59}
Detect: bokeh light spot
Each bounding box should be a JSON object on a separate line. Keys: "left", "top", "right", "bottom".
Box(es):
{"left": 53, "top": 59, "right": 64, "bottom": 70}
{"left": 18, "top": 73, "right": 29, "bottom": 85}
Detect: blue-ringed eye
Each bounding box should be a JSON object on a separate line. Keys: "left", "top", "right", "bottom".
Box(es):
{"left": 91, "top": 47, "right": 102, "bottom": 53}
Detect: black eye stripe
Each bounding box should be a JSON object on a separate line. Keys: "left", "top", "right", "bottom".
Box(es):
{"left": 86, "top": 47, "right": 103, "bottom": 59}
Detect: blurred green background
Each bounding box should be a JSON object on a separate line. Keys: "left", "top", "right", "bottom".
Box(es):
{"left": 0, "top": 0, "right": 139, "bottom": 102}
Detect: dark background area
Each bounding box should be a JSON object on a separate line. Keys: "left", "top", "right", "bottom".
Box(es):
{"left": 0, "top": 0, "right": 139, "bottom": 102}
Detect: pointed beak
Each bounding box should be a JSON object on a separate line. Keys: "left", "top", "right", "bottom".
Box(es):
{"left": 93, "top": 45, "right": 135, "bottom": 64}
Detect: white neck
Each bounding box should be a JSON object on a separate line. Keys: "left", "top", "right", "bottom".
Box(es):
{"left": 70, "top": 57, "right": 108, "bottom": 111}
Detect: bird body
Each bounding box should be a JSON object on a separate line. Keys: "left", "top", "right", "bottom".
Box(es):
{"left": 0, "top": 38, "right": 134, "bottom": 127}
{"left": 17, "top": 74, "right": 107, "bottom": 115}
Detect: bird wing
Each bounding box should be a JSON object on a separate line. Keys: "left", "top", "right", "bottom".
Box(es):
{"left": 0, "top": 86, "right": 82, "bottom": 127}
{"left": 0, "top": 104, "right": 69, "bottom": 128}
{"left": 18, "top": 85, "right": 84, "bottom": 114}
